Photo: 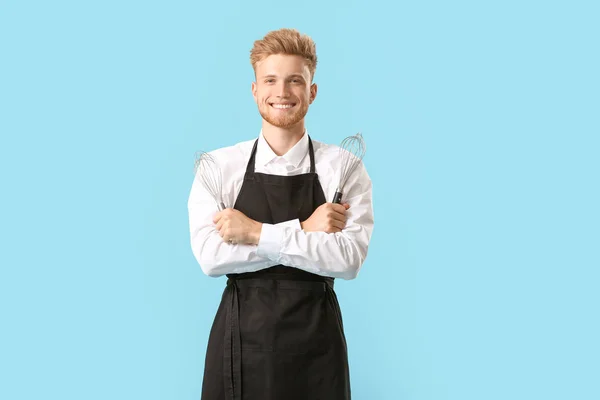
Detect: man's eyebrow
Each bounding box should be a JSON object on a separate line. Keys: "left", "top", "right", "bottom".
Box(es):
{"left": 260, "top": 74, "right": 305, "bottom": 79}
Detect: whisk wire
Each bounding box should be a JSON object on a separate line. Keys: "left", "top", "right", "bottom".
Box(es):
{"left": 332, "top": 133, "right": 366, "bottom": 203}
{"left": 194, "top": 151, "right": 226, "bottom": 211}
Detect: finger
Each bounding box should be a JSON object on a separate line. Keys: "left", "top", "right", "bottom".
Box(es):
{"left": 330, "top": 219, "right": 345, "bottom": 230}
{"left": 213, "top": 212, "right": 223, "bottom": 224}
{"left": 216, "top": 218, "right": 224, "bottom": 232}
{"left": 342, "top": 203, "right": 350, "bottom": 210}
{"left": 325, "top": 226, "right": 342, "bottom": 234}
{"left": 329, "top": 212, "right": 348, "bottom": 223}
{"left": 225, "top": 231, "right": 241, "bottom": 244}
{"left": 330, "top": 203, "right": 348, "bottom": 214}
{"left": 329, "top": 211, "right": 347, "bottom": 223}
{"left": 222, "top": 229, "right": 232, "bottom": 242}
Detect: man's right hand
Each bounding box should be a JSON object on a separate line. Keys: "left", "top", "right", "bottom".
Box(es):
{"left": 300, "top": 202, "right": 350, "bottom": 233}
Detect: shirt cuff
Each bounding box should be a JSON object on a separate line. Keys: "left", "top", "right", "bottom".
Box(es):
{"left": 276, "top": 218, "right": 301, "bottom": 231}
{"left": 257, "top": 223, "right": 285, "bottom": 261}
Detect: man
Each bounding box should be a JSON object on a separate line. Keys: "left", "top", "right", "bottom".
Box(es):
{"left": 188, "top": 28, "right": 374, "bottom": 400}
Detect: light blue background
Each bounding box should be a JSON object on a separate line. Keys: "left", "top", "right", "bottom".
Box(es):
{"left": 1, "top": 1, "right": 598, "bottom": 399}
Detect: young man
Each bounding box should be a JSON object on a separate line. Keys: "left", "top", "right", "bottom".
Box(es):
{"left": 188, "top": 28, "right": 374, "bottom": 400}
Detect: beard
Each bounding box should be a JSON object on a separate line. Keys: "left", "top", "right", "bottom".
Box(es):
{"left": 258, "top": 101, "right": 309, "bottom": 128}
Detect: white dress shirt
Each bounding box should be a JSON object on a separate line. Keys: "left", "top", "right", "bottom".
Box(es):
{"left": 187, "top": 130, "right": 374, "bottom": 280}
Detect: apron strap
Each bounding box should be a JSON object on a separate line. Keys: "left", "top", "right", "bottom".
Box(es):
{"left": 244, "top": 135, "right": 317, "bottom": 174}
{"left": 245, "top": 139, "right": 259, "bottom": 174}
{"left": 308, "top": 136, "right": 316, "bottom": 173}
{"left": 223, "top": 280, "right": 242, "bottom": 400}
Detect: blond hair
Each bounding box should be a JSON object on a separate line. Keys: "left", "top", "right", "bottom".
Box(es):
{"left": 250, "top": 28, "right": 317, "bottom": 81}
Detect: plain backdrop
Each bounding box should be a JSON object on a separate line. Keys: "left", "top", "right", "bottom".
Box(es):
{"left": 1, "top": 1, "right": 598, "bottom": 399}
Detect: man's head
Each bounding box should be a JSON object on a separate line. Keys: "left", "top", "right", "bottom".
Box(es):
{"left": 250, "top": 28, "right": 318, "bottom": 129}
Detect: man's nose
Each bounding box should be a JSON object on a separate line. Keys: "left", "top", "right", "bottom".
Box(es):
{"left": 276, "top": 82, "right": 291, "bottom": 97}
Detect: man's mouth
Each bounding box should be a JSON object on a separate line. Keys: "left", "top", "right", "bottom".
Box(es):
{"left": 269, "top": 103, "right": 296, "bottom": 109}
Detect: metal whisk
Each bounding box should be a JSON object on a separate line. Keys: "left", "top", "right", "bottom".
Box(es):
{"left": 194, "top": 151, "right": 226, "bottom": 211}
{"left": 332, "top": 133, "right": 366, "bottom": 204}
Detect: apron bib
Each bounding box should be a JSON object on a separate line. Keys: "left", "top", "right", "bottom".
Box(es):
{"left": 201, "top": 137, "right": 351, "bottom": 400}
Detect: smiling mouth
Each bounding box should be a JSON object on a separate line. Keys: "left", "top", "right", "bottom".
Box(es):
{"left": 269, "top": 103, "right": 297, "bottom": 109}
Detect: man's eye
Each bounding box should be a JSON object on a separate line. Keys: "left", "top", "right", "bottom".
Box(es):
{"left": 265, "top": 79, "right": 275, "bottom": 83}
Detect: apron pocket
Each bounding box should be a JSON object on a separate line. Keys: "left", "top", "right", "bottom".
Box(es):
{"left": 238, "top": 284, "right": 276, "bottom": 352}
{"left": 236, "top": 279, "right": 329, "bottom": 355}
{"left": 273, "top": 280, "right": 328, "bottom": 354}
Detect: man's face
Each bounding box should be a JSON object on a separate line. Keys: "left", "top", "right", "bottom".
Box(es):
{"left": 252, "top": 54, "right": 317, "bottom": 129}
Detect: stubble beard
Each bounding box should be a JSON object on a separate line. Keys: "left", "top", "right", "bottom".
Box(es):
{"left": 258, "top": 101, "right": 309, "bottom": 129}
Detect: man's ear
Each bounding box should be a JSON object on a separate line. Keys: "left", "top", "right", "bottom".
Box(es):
{"left": 310, "top": 83, "right": 318, "bottom": 104}
{"left": 251, "top": 81, "right": 257, "bottom": 102}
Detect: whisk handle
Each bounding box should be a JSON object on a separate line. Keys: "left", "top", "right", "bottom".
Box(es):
{"left": 332, "top": 190, "right": 343, "bottom": 204}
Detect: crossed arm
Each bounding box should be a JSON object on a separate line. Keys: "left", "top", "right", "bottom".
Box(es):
{"left": 213, "top": 202, "right": 350, "bottom": 245}
{"left": 188, "top": 163, "right": 374, "bottom": 280}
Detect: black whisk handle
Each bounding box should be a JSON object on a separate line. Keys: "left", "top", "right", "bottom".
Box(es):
{"left": 332, "top": 191, "right": 343, "bottom": 204}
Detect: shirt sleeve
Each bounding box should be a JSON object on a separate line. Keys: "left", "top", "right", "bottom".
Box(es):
{"left": 187, "top": 170, "right": 301, "bottom": 277}
{"left": 256, "top": 161, "right": 374, "bottom": 280}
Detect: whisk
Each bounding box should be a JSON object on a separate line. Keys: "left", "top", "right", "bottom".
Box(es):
{"left": 194, "top": 151, "right": 226, "bottom": 211}
{"left": 332, "top": 133, "right": 366, "bottom": 204}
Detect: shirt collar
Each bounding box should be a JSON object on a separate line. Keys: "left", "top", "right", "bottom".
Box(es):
{"left": 256, "top": 129, "right": 309, "bottom": 168}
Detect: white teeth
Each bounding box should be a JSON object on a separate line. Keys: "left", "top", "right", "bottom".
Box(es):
{"left": 271, "top": 103, "right": 294, "bottom": 109}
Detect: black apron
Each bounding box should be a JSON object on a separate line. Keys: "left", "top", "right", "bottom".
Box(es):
{"left": 201, "top": 136, "right": 351, "bottom": 400}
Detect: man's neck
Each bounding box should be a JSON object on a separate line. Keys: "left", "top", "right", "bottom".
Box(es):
{"left": 261, "top": 121, "right": 306, "bottom": 156}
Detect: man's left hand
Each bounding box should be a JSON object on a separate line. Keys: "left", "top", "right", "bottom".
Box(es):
{"left": 213, "top": 208, "right": 263, "bottom": 245}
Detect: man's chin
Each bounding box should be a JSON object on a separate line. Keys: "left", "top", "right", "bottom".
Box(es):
{"left": 260, "top": 111, "right": 306, "bottom": 129}
{"left": 270, "top": 120, "right": 299, "bottom": 129}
